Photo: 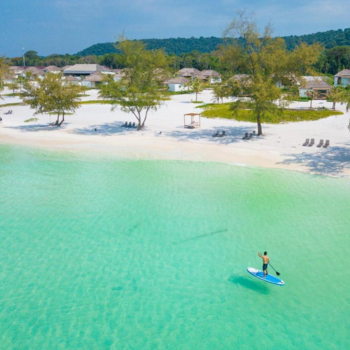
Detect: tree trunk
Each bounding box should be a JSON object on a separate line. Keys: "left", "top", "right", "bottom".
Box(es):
{"left": 310, "top": 100, "right": 313, "bottom": 109}
{"left": 196, "top": 91, "right": 198, "bottom": 101}
{"left": 54, "top": 114, "right": 60, "bottom": 125}
{"left": 333, "top": 101, "right": 336, "bottom": 110}
{"left": 58, "top": 113, "right": 65, "bottom": 126}
{"left": 257, "top": 112, "right": 262, "bottom": 136}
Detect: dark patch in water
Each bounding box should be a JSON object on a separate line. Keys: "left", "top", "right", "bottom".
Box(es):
{"left": 228, "top": 275, "right": 270, "bottom": 295}
{"left": 173, "top": 229, "right": 228, "bottom": 244}
{"left": 111, "top": 286, "right": 123, "bottom": 291}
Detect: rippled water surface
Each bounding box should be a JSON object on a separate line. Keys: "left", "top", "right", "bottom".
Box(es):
{"left": 1, "top": 144, "right": 350, "bottom": 349}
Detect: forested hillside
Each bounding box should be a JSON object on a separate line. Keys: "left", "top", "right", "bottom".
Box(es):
{"left": 76, "top": 37, "right": 225, "bottom": 56}
{"left": 77, "top": 28, "right": 350, "bottom": 56}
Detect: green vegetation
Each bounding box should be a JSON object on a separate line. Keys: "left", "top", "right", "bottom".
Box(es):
{"left": 0, "top": 102, "right": 25, "bottom": 107}
{"left": 5, "top": 28, "right": 350, "bottom": 76}
{"left": 77, "top": 28, "right": 350, "bottom": 57}
{"left": 24, "top": 118, "right": 39, "bottom": 123}
{"left": 164, "top": 90, "right": 194, "bottom": 96}
{"left": 79, "top": 100, "right": 115, "bottom": 105}
{"left": 199, "top": 102, "right": 343, "bottom": 123}
{"left": 99, "top": 37, "right": 170, "bottom": 130}
{"left": 218, "top": 12, "right": 322, "bottom": 135}
{"left": 191, "top": 100, "right": 204, "bottom": 104}
{"left": 23, "top": 73, "right": 83, "bottom": 126}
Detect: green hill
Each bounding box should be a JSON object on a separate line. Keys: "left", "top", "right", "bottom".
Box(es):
{"left": 76, "top": 28, "right": 350, "bottom": 56}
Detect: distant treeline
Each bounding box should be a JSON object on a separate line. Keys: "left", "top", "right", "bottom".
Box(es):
{"left": 77, "top": 37, "right": 226, "bottom": 56}
{"left": 6, "top": 28, "right": 350, "bottom": 76}
{"left": 77, "top": 28, "right": 350, "bottom": 56}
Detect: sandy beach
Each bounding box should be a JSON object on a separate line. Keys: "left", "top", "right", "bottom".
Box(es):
{"left": 1, "top": 88, "right": 350, "bottom": 177}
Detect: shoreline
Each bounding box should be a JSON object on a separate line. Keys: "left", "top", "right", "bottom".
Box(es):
{"left": 1, "top": 129, "right": 348, "bottom": 178}
{"left": 1, "top": 89, "right": 350, "bottom": 178}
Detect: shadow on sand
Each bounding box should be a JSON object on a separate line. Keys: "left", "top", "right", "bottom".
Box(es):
{"left": 73, "top": 121, "right": 136, "bottom": 136}
{"left": 7, "top": 123, "right": 68, "bottom": 132}
{"left": 280, "top": 145, "right": 350, "bottom": 176}
{"left": 164, "top": 125, "right": 263, "bottom": 145}
{"left": 228, "top": 275, "right": 270, "bottom": 295}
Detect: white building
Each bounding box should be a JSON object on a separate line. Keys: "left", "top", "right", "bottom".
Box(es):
{"left": 164, "top": 77, "right": 189, "bottom": 92}
{"left": 298, "top": 76, "right": 332, "bottom": 98}
{"left": 200, "top": 70, "right": 222, "bottom": 84}
{"left": 334, "top": 69, "right": 350, "bottom": 87}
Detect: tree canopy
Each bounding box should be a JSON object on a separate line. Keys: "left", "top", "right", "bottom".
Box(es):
{"left": 99, "top": 38, "right": 170, "bottom": 130}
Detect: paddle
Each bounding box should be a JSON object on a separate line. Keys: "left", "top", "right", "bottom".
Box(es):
{"left": 268, "top": 263, "right": 280, "bottom": 276}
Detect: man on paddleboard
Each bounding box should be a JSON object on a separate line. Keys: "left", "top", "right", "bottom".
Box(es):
{"left": 258, "top": 252, "right": 269, "bottom": 278}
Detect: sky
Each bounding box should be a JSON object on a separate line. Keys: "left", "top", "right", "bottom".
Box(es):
{"left": 0, "top": 0, "right": 348, "bottom": 57}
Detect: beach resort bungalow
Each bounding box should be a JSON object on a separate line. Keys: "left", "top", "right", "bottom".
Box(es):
{"left": 44, "top": 65, "right": 62, "bottom": 74}
{"left": 64, "top": 75, "right": 81, "bottom": 85}
{"left": 298, "top": 76, "right": 332, "bottom": 99}
{"left": 82, "top": 72, "right": 105, "bottom": 88}
{"left": 334, "top": 69, "right": 350, "bottom": 87}
{"left": 164, "top": 77, "right": 189, "bottom": 92}
{"left": 63, "top": 64, "right": 112, "bottom": 76}
{"left": 199, "top": 70, "right": 222, "bottom": 84}
{"left": 24, "top": 67, "right": 45, "bottom": 79}
{"left": 176, "top": 68, "right": 201, "bottom": 79}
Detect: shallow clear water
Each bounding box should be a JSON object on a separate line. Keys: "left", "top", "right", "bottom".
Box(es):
{"left": 0, "top": 144, "right": 350, "bottom": 349}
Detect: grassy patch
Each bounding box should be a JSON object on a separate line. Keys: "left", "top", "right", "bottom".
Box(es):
{"left": 191, "top": 100, "right": 204, "bottom": 104}
{"left": 25, "top": 118, "right": 39, "bottom": 123}
{"left": 295, "top": 97, "right": 311, "bottom": 102}
{"left": 198, "top": 102, "right": 343, "bottom": 123}
{"left": 0, "top": 102, "right": 26, "bottom": 108}
{"left": 164, "top": 90, "right": 193, "bottom": 96}
{"left": 79, "top": 100, "right": 115, "bottom": 105}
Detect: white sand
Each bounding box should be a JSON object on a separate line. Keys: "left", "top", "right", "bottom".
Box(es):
{"left": 1, "top": 88, "right": 350, "bottom": 177}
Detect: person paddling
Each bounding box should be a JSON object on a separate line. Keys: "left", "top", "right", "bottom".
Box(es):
{"left": 258, "top": 251, "right": 270, "bottom": 278}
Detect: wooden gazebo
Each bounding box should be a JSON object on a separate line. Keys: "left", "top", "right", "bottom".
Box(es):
{"left": 184, "top": 113, "right": 201, "bottom": 129}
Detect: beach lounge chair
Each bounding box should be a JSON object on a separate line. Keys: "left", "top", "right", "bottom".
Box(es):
{"left": 122, "top": 121, "right": 127, "bottom": 127}
{"left": 213, "top": 131, "right": 220, "bottom": 137}
{"left": 242, "top": 132, "right": 248, "bottom": 140}
{"left": 308, "top": 138, "right": 315, "bottom": 147}
{"left": 302, "top": 139, "right": 309, "bottom": 146}
{"left": 252, "top": 131, "right": 256, "bottom": 136}
{"left": 132, "top": 122, "right": 136, "bottom": 128}
{"left": 127, "top": 122, "right": 132, "bottom": 128}
{"left": 247, "top": 133, "right": 253, "bottom": 140}
{"left": 317, "top": 139, "right": 324, "bottom": 148}
{"left": 4, "top": 110, "right": 10, "bottom": 115}
{"left": 220, "top": 130, "right": 226, "bottom": 137}
{"left": 323, "top": 140, "right": 330, "bottom": 148}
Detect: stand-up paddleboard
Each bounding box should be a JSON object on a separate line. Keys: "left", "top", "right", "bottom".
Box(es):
{"left": 247, "top": 267, "right": 285, "bottom": 286}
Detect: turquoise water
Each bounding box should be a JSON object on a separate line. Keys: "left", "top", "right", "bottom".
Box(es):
{"left": 1, "top": 145, "right": 350, "bottom": 349}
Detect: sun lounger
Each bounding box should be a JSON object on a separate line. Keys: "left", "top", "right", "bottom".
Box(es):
{"left": 242, "top": 132, "right": 248, "bottom": 140}
{"left": 132, "top": 122, "right": 136, "bottom": 128}
{"left": 127, "top": 122, "right": 132, "bottom": 128}
{"left": 317, "top": 139, "right": 324, "bottom": 148}
{"left": 252, "top": 131, "right": 256, "bottom": 136}
{"left": 213, "top": 131, "right": 220, "bottom": 137}
{"left": 308, "top": 138, "right": 315, "bottom": 147}
{"left": 122, "top": 121, "right": 127, "bottom": 127}
{"left": 302, "top": 139, "right": 309, "bottom": 146}
{"left": 323, "top": 140, "right": 330, "bottom": 148}
{"left": 218, "top": 130, "right": 226, "bottom": 137}
{"left": 247, "top": 133, "right": 253, "bottom": 140}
